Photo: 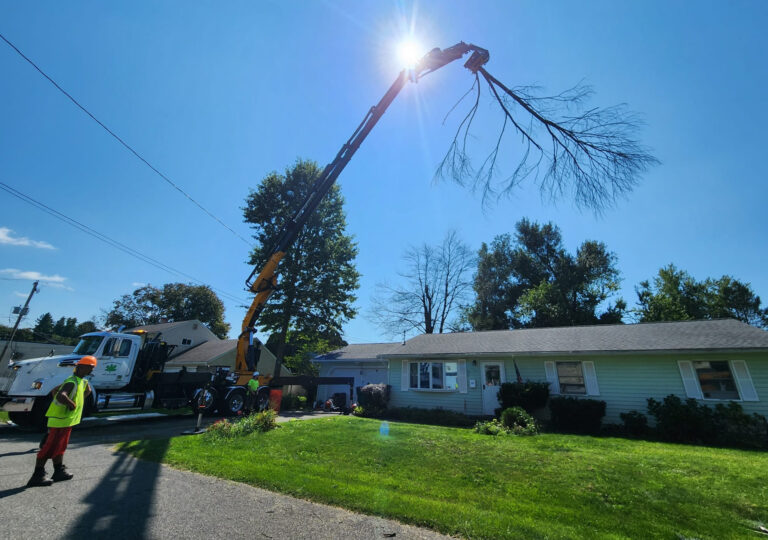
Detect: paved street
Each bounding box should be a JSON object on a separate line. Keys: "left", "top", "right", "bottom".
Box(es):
{"left": 0, "top": 414, "right": 451, "bottom": 540}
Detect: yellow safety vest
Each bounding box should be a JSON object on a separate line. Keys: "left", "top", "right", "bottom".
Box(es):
{"left": 46, "top": 375, "right": 87, "bottom": 428}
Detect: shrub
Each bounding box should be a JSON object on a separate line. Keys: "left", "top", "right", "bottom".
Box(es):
{"left": 549, "top": 397, "right": 606, "bottom": 434}
{"left": 352, "top": 405, "right": 365, "bottom": 416}
{"left": 619, "top": 410, "right": 649, "bottom": 438}
{"left": 498, "top": 381, "right": 550, "bottom": 414}
{"left": 500, "top": 407, "right": 539, "bottom": 435}
{"left": 204, "top": 409, "right": 279, "bottom": 440}
{"left": 385, "top": 407, "right": 476, "bottom": 427}
{"left": 297, "top": 395, "right": 307, "bottom": 408}
{"left": 647, "top": 395, "right": 768, "bottom": 449}
{"left": 474, "top": 418, "right": 506, "bottom": 436}
{"left": 356, "top": 384, "right": 390, "bottom": 417}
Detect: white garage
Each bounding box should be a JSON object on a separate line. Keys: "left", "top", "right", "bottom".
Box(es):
{"left": 313, "top": 343, "right": 398, "bottom": 407}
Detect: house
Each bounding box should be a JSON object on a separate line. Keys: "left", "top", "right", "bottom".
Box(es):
{"left": 127, "top": 320, "right": 285, "bottom": 376}
{"left": 314, "top": 343, "right": 398, "bottom": 404}
{"left": 376, "top": 319, "right": 768, "bottom": 423}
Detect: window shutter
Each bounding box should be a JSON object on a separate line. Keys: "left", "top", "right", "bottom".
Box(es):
{"left": 582, "top": 361, "right": 600, "bottom": 396}
{"left": 731, "top": 360, "right": 759, "bottom": 401}
{"left": 677, "top": 361, "right": 703, "bottom": 399}
{"left": 401, "top": 361, "right": 409, "bottom": 392}
{"left": 544, "top": 361, "right": 560, "bottom": 395}
{"left": 458, "top": 359, "right": 467, "bottom": 394}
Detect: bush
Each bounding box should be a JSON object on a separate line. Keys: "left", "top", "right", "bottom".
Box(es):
{"left": 500, "top": 407, "right": 539, "bottom": 435}
{"left": 619, "top": 410, "right": 649, "bottom": 438}
{"left": 356, "top": 384, "right": 390, "bottom": 417}
{"left": 474, "top": 418, "right": 507, "bottom": 436}
{"left": 647, "top": 395, "right": 768, "bottom": 449}
{"left": 498, "top": 381, "right": 550, "bottom": 414}
{"left": 384, "top": 407, "right": 476, "bottom": 427}
{"left": 549, "top": 397, "right": 606, "bottom": 434}
{"left": 204, "top": 409, "right": 279, "bottom": 439}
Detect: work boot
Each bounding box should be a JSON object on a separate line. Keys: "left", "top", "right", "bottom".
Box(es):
{"left": 52, "top": 464, "right": 74, "bottom": 482}
{"left": 26, "top": 467, "right": 53, "bottom": 487}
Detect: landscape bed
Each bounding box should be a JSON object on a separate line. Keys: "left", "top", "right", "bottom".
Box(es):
{"left": 120, "top": 415, "right": 768, "bottom": 539}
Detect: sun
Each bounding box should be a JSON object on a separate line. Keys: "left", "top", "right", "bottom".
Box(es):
{"left": 397, "top": 39, "right": 424, "bottom": 69}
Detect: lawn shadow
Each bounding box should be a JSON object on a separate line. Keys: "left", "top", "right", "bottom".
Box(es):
{"left": 63, "top": 439, "right": 169, "bottom": 539}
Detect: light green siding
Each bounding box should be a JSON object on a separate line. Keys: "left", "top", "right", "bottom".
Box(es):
{"left": 389, "top": 358, "right": 484, "bottom": 415}
{"left": 387, "top": 351, "right": 768, "bottom": 423}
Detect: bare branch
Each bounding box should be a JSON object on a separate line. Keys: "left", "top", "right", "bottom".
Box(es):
{"left": 436, "top": 68, "right": 658, "bottom": 212}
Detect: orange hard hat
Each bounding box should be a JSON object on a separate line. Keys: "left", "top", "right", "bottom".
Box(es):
{"left": 77, "top": 355, "right": 98, "bottom": 367}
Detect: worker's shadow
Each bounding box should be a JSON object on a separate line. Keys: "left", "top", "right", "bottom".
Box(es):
{"left": 63, "top": 439, "right": 169, "bottom": 539}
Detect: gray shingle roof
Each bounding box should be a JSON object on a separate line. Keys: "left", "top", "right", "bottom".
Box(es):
{"left": 167, "top": 339, "right": 236, "bottom": 365}
{"left": 380, "top": 319, "right": 768, "bottom": 358}
{"left": 314, "top": 343, "right": 400, "bottom": 363}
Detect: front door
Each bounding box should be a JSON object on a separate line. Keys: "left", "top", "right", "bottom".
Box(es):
{"left": 481, "top": 362, "right": 504, "bottom": 415}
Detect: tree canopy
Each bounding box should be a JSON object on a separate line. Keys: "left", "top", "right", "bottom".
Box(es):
{"left": 635, "top": 264, "right": 768, "bottom": 328}
{"left": 464, "top": 218, "right": 625, "bottom": 330}
{"left": 243, "top": 159, "right": 359, "bottom": 361}
{"left": 103, "top": 283, "right": 230, "bottom": 338}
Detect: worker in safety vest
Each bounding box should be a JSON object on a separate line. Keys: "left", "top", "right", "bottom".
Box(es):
{"left": 26, "top": 355, "right": 96, "bottom": 487}
{"left": 246, "top": 371, "right": 260, "bottom": 413}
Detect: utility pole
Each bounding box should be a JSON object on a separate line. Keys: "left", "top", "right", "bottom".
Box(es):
{"left": 1, "top": 280, "right": 38, "bottom": 365}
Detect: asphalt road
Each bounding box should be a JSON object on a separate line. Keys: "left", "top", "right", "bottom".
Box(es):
{"left": 0, "top": 414, "right": 452, "bottom": 540}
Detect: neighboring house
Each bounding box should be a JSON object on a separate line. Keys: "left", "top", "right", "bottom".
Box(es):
{"left": 129, "top": 320, "right": 288, "bottom": 377}
{"left": 378, "top": 319, "right": 768, "bottom": 423}
{"left": 314, "top": 343, "right": 398, "bottom": 404}
{"left": 127, "top": 320, "right": 219, "bottom": 359}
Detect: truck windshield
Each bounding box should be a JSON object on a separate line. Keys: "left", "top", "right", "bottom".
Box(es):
{"left": 72, "top": 336, "right": 103, "bottom": 355}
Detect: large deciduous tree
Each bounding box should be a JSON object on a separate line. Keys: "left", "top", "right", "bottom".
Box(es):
{"left": 243, "top": 159, "right": 359, "bottom": 362}
{"left": 465, "top": 219, "right": 625, "bottom": 330}
{"left": 635, "top": 264, "right": 768, "bottom": 328}
{"left": 104, "top": 283, "right": 230, "bottom": 338}
{"left": 370, "top": 231, "right": 475, "bottom": 336}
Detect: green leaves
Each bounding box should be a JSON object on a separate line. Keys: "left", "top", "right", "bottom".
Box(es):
{"left": 243, "top": 159, "right": 359, "bottom": 358}
{"left": 103, "top": 283, "right": 230, "bottom": 338}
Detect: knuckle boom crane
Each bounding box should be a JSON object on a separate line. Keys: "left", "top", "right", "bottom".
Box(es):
{"left": 231, "top": 42, "right": 490, "bottom": 408}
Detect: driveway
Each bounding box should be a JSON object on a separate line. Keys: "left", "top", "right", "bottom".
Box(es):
{"left": 0, "top": 414, "right": 452, "bottom": 539}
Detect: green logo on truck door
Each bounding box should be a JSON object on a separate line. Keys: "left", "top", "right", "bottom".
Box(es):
{"left": 105, "top": 364, "right": 117, "bottom": 373}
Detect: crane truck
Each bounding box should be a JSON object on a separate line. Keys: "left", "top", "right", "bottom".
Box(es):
{"left": 220, "top": 42, "right": 490, "bottom": 402}
{"left": 0, "top": 42, "right": 490, "bottom": 427}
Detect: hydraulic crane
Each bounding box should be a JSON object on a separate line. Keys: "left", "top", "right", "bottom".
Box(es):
{"left": 230, "top": 42, "right": 490, "bottom": 407}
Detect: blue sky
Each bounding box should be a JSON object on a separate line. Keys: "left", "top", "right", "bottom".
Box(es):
{"left": 1, "top": 1, "right": 766, "bottom": 344}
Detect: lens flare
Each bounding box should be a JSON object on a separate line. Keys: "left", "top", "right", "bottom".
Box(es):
{"left": 397, "top": 40, "right": 423, "bottom": 68}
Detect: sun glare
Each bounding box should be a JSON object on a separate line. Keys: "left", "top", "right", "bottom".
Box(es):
{"left": 397, "top": 39, "right": 424, "bottom": 68}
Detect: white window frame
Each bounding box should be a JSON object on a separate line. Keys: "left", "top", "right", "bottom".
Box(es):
{"left": 545, "top": 360, "right": 600, "bottom": 396}
{"left": 556, "top": 361, "right": 587, "bottom": 396}
{"left": 407, "top": 361, "right": 460, "bottom": 392}
{"left": 679, "top": 359, "right": 759, "bottom": 402}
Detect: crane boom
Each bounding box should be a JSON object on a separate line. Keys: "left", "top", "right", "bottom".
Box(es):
{"left": 234, "top": 42, "right": 489, "bottom": 387}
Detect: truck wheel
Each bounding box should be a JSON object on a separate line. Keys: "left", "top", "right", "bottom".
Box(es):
{"left": 194, "top": 387, "right": 218, "bottom": 415}
{"left": 8, "top": 411, "right": 32, "bottom": 427}
{"left": 222, "top": 389, "right": 246, "bottom": 416}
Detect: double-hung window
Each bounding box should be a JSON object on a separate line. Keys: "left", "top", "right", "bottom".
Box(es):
{"left": 409, "top": 361, "right": 459, "bottom": 390}
{"left": 693, "top": 360, "right": 740, "bottom": 400}
{"left": 556, "top": 361, "right": 586, "bottom": 395}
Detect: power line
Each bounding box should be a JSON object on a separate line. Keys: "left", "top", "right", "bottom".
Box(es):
{"left": 0, "top": 31, "right": 254, "bottom": 249}
{"left": 0, "top": 181, "right": 249, "bottom": 306}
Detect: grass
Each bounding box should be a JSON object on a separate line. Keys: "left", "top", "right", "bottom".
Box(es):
{"left": 0, "top": 411, "right": 8, "bottom": 422}
{"left": 120, "top": 416, "right": 768, "bottom": 539}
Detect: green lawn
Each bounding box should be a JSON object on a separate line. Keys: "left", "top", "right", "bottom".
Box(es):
{"left": 0, "top": 411, "right": 8, "bottom": 422}
{"left": 120, "top": 416, "right": 768, "bottom": 539}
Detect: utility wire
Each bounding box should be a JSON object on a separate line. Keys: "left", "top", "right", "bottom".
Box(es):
{"left": 0, "top": 181, "right": 249, "bottom": 306}
{"left": 0, "top": 31, "right": 254, "bottom": 249}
